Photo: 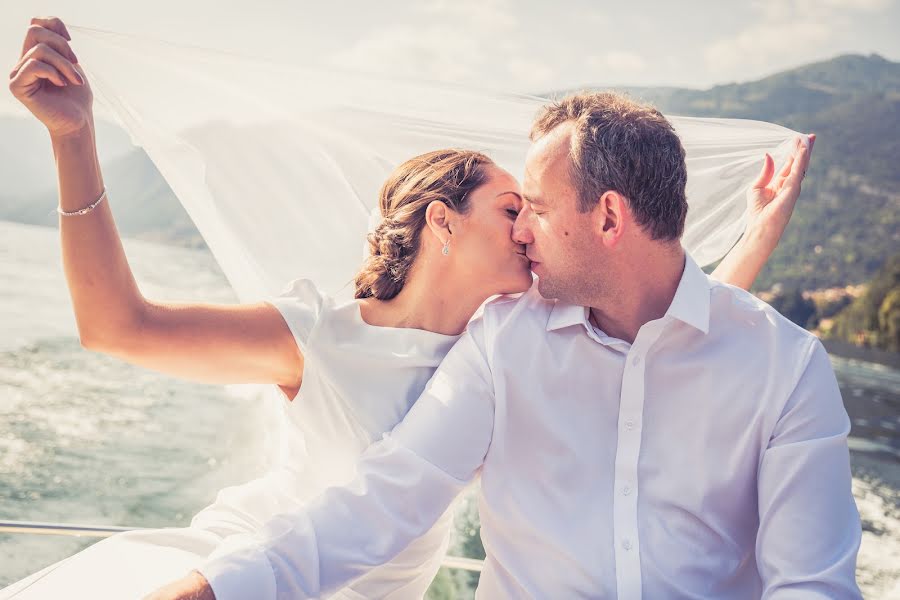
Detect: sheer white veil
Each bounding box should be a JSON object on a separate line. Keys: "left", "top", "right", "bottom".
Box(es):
{"left": 67, "top": 25, "right": 802, "bottom": 465}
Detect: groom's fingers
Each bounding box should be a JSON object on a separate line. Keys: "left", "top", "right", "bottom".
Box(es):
{"left": 751, "top": 153, "right": 775, "bottom": 189}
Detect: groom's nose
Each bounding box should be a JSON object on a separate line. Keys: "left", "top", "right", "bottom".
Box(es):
{"left": 512, "top": 210, "right": 534, "bottom": 245}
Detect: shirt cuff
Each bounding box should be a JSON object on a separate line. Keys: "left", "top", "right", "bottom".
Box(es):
{"left": 198, "top": 541, "right": 277, "bottom": 600}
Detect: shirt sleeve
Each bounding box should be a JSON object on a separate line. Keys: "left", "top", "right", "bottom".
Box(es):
{"left": 266, "top": 278, "right": 325, "bottom": 356}
{"left": 197, "top": 318, "right": 497, "bottom": 600}
{"left": 756, "top": 339, "right": 862, "bottom": 599}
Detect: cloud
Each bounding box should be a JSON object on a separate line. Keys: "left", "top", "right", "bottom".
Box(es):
{"left": 587, "top": 51, "right": 648, "bottom": 78}
{"left": 417, "top": 0, "right": 518, "bottom": 31}
{"left": 507, "top": 57, "right": 555, "bottom": 89}
{"left": 818, "top": 0, "right": 893, "bottom": 10}
{"left": 330, "top": 0, "right": 515, "bottom": 82}
{"left": 702, "top": 0, "right": 891, "bottom": 78}
{"left": 328, "top": 0, "right": 555, "bottom": 91}
{"left": 752, "top": 0, "right": 893, "bottom": 18}
{"left": 331, "top": 24, "right": 484, "bottom": 82}
{"left": 704, "top": 21, "right": 831, "bottom": 75}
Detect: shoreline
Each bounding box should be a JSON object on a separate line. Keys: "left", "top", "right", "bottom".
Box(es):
{"left": 822, "top": 339, "right": 900, "bottom": 370}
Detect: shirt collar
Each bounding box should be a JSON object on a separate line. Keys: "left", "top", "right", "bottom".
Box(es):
{"left": 545, "top": 301, "right": 591, "bottom": 333}
{"left": 545, "top": 252, "right": 711, "bottom": 336}
{"left": 665, "top": 253, "right": 711, "bottom": 335}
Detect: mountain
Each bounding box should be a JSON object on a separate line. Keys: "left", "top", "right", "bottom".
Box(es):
{"left": 564, "top": 53, "right": 900, "bottom": 291}
{"left": 579, "top": 54, "right": 900, "bottom": 122}
{"left": 0, "top": 115, "right": 141, "bottom": 198}
{"left": 0, "top": 117, "right": 57, "bottom": 198}
{"left": 0, "top": 141, "right": 206, "bottom": 249}
{"left": 0, "top": 114, "right": 204, "bottom": 247}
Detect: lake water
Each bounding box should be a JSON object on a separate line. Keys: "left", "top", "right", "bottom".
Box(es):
{"left": 1, "top": 220, "right": 897, "bottom": 597}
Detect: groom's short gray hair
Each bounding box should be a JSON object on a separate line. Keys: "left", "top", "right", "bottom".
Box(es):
{"left": 530, "top": 91, "right": 688, "bottom": 241}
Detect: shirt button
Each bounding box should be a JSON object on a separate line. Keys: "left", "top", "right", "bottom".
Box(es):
{"left": 622, "top": 539, "right": 632, "bottom": 551}
{"left": 623, "top": 485, "right": 632, "bottom": 496}
{"left": 624, "top": 419, "right": 635, "bottom": 430}
{"left": 632, "top": 355, "right": 641, "bottom": 366}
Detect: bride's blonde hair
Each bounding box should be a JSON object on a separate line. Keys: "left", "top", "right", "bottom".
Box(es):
{"left": 355, "top": 149, "right": 494, "bottom": 300}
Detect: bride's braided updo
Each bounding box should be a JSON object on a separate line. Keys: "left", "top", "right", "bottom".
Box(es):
{"left": 355, "top": 149, "right": 494, "bottom": 300}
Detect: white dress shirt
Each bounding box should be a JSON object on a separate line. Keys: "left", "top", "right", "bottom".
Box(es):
{"left": 200, "top": 255, "right": 862, "bottom": 599}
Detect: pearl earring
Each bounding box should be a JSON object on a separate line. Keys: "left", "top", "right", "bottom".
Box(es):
{"left": 442, "top": 239, "right": 450, "bottom": 256}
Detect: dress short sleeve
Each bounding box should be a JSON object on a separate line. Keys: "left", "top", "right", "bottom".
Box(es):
{"left": 267, "top": 278, "right": 325, "bottom": 354}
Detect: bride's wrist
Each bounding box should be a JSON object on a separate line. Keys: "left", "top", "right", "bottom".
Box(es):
{"left": 742, "top": 221, "right": 782, "bottom": 256}
{"left": 49, "top": 119, "right": 95, "bottom": 144}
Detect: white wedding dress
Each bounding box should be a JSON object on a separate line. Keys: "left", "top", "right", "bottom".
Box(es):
{"left": 2, "top": 279, "right": 462, "bottom": 599}
{"left": 1, "top": 24, "right": 803, "bottom": 600}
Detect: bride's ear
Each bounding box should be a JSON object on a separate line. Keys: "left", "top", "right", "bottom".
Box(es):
{"left": 425, "top": 200, "right": 453, "bottom": 246}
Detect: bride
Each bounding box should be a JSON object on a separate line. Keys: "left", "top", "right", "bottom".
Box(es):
{"left": 4, "top": 16, "right": 813, "bottom": 600}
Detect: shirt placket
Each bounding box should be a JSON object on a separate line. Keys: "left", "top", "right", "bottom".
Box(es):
{"left": 612, "top": 322, "right": 665, "bottom": 600}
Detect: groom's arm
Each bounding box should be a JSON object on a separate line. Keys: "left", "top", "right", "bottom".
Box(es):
{"left": 196, "top": 319, "right": 497, "bottom": 600}
{"left": 756, "top": 339, "right": 862, "bottom": 599}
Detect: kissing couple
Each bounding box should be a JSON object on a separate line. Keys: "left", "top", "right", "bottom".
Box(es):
{"left": 6, "top": 16, "right": 860, "bottom": 600}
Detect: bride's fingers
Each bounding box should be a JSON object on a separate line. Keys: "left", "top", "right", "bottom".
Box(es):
{"left": 772, "top": 154, "right": 795, "bottom": 191}
{"left": 9, "top": 43, "right": 82, "bottom": 86}
{"left": 799, "top": 135, "right": 814, "bottom": 174}
{"left": 19, "top": 24, "right": 78, "bottom": 66}
{"left": 776, "top": 137, "right": 813, "bottom": 192}
{"left": 778, "top": 149, "right": 796, "bottom": 177}
{"left": 9, "top": 58, "right": 68, "bottom": 89}
{"left": 781, "top": 144, "right": 808, "bottom": 192}
{"left": 28, "top": 17, "right": 71, "bottom": 43}
{"left": 751, "top": 153, "right": 775, "bottom": 189}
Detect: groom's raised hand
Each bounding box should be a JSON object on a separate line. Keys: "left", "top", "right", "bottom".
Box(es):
{"left": 745, "top": 134, "right": 816, "bottom": 248}
{"left": 142, "top": 570, "right": 216, "bottom": 600}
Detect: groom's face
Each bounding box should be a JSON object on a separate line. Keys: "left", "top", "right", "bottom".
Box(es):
{"left": 514, "top": 122, "right": 606, "bottom": 303}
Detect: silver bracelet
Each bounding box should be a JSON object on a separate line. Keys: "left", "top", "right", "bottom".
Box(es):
{"left": 57, "top": 188, "right": 108, "bottom": 217}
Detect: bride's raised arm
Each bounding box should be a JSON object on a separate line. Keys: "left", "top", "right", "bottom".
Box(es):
{"left": 710, "top": 136, "right": 814, "bottom": 291}
{"left": 9, "top": 17, "right": 305, "bottom": 399}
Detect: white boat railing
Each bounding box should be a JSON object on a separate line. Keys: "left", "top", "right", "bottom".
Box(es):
{"left": 0, "top": 520, "right": 484, "bottom": 572}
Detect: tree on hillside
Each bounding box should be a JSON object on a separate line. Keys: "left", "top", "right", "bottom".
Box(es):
{"left": 877, "top": 288, "right": 900, "bottom": 352}
{"left": 828, "top": 254, "right": 900, "bottom": 351}
{"left": 769, "top": 289, "right": 819, "bottom": 329}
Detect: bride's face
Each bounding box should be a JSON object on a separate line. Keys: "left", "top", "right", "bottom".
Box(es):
{"left": 449, "top": 165, "right": 534, "bottom": 296}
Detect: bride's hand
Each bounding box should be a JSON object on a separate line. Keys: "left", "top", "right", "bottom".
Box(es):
{"left": 8, "top": 16, "right": 93, "bottom": 138}
{"left": 744, "top": 134, "right": 816, "bottom": 249}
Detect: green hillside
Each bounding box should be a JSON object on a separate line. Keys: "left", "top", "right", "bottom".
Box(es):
{"left": 3, "top": 54, "right": 897, "bottom": 293}
{"left": 569, "top": 53, "right": 900, "bottom": 291}
{"left": 825, "top": 253, "right": 900, "bottom": 352}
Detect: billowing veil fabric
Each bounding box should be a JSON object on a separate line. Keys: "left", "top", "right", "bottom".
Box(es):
{"left": 70, "top": 26, "right": 803, "bottom": 299}
{"left": 2, "top": 24, "right": 804, "bottom": 600}
{"left": 63, "top": 25, "right": 802, "bottom": 467}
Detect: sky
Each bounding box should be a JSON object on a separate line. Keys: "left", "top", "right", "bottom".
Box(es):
{"left": 2, "top": 0, "right": 899, "bottom": 117}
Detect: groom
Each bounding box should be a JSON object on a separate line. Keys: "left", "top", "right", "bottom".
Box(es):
{"left": 155, "top": 92, "right": 861, "bottom": 599}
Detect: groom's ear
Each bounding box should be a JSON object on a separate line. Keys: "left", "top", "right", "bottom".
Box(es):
{"left": 595, "top": 190, "right": 627, "bottom": 247}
